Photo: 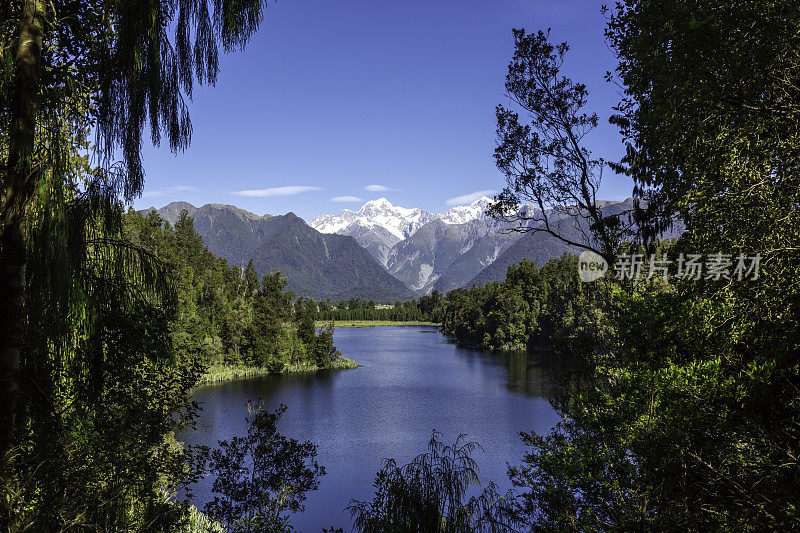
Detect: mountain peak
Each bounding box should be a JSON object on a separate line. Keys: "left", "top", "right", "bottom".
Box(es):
{"left": 311, "top": 196, "right": 502, "bottom": 244}
{"left": 437, "top": 197, "right": 494, "bottom": 225}
{"left": 163, "top": 201, "right": 198, "bottom": 211}
{"left": 362, "top": 197, "right": 393, "bottom": 209}
{"left": 311, "top": 198, "right": 435, "bottom": 242}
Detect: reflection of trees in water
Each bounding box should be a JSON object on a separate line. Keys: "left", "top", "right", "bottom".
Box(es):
{"left": 445, "top": 334, "right": 564, "bottom": 400}
{"left": 506, "top": 350, "right": 530, "bottom": 394}
{"left": 500, "top": 349, "right": 560, "bottom": 399}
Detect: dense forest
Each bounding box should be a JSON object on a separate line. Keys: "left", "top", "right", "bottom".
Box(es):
{"left": 2, "top": 0, "right": 799, "bottom": 531}
{"left": 441, "top": 255, "right": 592, "bottom": 352}
{"left": 479, "top": 3, "right": 800, "bottom": 529}
{"left": 123, "top": 209, "right": 350, "bottom": 373}
{"left": 314, "top": 292, "right": 443, "bottom": 323}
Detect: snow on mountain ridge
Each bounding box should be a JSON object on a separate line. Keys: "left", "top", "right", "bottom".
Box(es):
{"left": 437, "top": 197, "right": 494, "bottom": 225}
{"left": 309, "top": 196, "right": 495, "bottom": 241}
{"left": 309, "top": 196, "right": 525, "bottom": 286}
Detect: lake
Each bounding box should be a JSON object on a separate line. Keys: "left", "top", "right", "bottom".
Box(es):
{"left": 182, "top": 326, "right": 560, "bottom": 532}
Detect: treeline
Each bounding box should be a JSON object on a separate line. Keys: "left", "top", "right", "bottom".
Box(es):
{"left": 4, "top": 0, "right": 798, "bottom": 529}
{"left": 441, "top": 255, "right": 596, "bottom": 351}
{"left": 315, "top": 292, "right": 444, "bottom": 323}
{"left": 124, "top": 209, "right": 343, "bottom": 371}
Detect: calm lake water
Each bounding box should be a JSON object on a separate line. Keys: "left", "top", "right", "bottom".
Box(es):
{"left": 182, "top": 326, "right": 560, "bottom": 532}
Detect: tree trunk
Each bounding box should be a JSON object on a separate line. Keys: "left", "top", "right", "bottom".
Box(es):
{"left": 0, "top": 0, "right": 44, "bottom": 457}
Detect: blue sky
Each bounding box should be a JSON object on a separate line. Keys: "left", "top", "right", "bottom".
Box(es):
{"left": 133, "top": 0, "right": 631, "bottom": 220}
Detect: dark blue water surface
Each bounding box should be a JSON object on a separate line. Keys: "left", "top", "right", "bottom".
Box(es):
{"left": 182, "top": 326, "right": 559, "bottom": 532}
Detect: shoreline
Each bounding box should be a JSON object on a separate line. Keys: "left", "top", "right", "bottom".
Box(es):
{"left": 198, "top": 357, "right": 359, "bottom": 384}
{"left": 315, "top": 320, "right": 441, "bottom": 328}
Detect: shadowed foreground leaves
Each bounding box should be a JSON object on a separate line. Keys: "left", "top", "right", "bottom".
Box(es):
{"left": 347, "top": 432, "right": 519, "bottom": 533}
{"left": 204, "top": 401, "right": 324, "bottom": 533}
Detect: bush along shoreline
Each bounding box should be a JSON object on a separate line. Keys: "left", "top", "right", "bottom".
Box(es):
{"left": 199, "top": 356, "right": 359, "bottom": 384}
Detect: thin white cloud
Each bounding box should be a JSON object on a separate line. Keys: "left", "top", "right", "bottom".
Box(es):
{"left": 331, "top": 195, "right": 363, "bottom": 202}
{"left": 364, "top": 184, "right": 399, "bottom": 192}
{"left": 141, "top": 190, "right": 165, "bottom": 198}
{"left": 445, "top": 190, "right": 496, "bottom": 206}
{"left": 169, "top": 185, "right": 199, "bottom": 192}
{"left": 232, "top": 186, "right": 322, "bottom": 197}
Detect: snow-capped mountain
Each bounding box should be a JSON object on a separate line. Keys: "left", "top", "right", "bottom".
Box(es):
{"left": 437, "top": 196, "right": 494, "bottom": 225}
{"left": 310, "top": 198, "right": 436, "bottom": 241}
{"left": 310, "top": 198, "right": 443, "bottom": 266}
{"left": 310, "top": 197, "right": 528, "bottom": 294}
{"left": 310, "top": 197, "right": 498, "bottom": 246}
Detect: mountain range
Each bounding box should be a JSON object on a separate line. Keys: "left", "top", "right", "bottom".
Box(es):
{"left": 310, "top": 197, "right": 528, "bottom": 294}
{"left": 147, "top": 202, "right": 415, "bottom": 301}
{"left": 145, "top": 197, "right": 664, "bottom": 301}
{"left": 468, "top": 199, "right": 686, "bottom": 287}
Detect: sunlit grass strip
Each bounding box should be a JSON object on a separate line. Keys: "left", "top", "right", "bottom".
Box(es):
{"left": 315, "top": 320, "right": 442, "bottom": 328}
{"left": 283, "top": 357, "right": 358, "bottom": 373}
{"left": 199, "top": 357, "right": 359, "bottom": 384}
{"left": 199, "top": 364, "right": 273, "bottom": 383}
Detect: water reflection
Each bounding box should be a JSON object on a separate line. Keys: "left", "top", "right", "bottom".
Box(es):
{"left": 444, "top": 337, "right": 560, "bottom": 398}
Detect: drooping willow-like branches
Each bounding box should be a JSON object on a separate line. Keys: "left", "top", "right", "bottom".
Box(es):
{"left": 1, "top": 0, "right": 272, "bottom": 457}
{"left": 347, "top": 431, "right": 520, "bottom": 532}
{"left": 22, "top": 160, "right": 176, "bottom": 416}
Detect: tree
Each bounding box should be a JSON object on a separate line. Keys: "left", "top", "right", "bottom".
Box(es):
{"left": 205, "top": 401, "right": 325, "bottom": 533}
{"left": 1, "top": 0, "right": 272, "bottom": 458}
{"left": 313, "top": 325, "right": 341, "bottom": 368}
{"left": 598, "top": 0, "right": 800, "bottom": 526}
{"left": 249, "top": 272, "right": 291, "bottom": 370}
{"left": 295, "top": 297, "right": 317, "bottom": 349}
{"left": 243, "top": 259, "right": 260, "bottom": 299}
{"left": 509, "top": 1, "right": 800, "bottom": 529}
{"left": 347, "top": 432, "right": 517, "bottom": 532}
{"left": 122, "top": 210, "right": 340, "bottom": 371}
{"left": 490, "top": 29, "right": 635, "bottom": 262}
{"left": 1, "top": 195, "right": 209, "bottom": 529}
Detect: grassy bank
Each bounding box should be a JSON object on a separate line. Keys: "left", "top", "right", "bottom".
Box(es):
{"left": 282, "top": 356, "right": 359, "bottom": 373}
{"left": 315, "top": 320, "right": 441, "bottom": 328}
{"left": 199, "top": 357, "right": 359, "bottom": 384}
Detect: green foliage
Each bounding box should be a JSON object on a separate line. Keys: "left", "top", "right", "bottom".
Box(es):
{"left": 123, "top": 208, "right": 346, "bottom": 374}
{"left": 442, "top": 255, "right": 605, "bottom": 352}
{"left": 295, "top": 297, "right": 317, "bottom": 349}
{"left": 347, "top": 432, "right": 517, "bottom": 533}
{"left": 204, "top": 401, "right": 325, "bottom": 533}
{"left": 0, "top": 157, "right": 208, "bottom": 530}
{"left": 2, "top": 304, "right": 207, "bottom": 531}
{"left": 1, "top": 1, "right": 281, "bottom": 529}
{"left": 506, "top": 1, "right": 800, "bottom": 530}
{"left": 3, "top": 0, "right": 271, "bottom": 199}
{"left": 312, "top": 325, "right": 341, "bottom": 368}
{"left": 250, "top": 272, "right": 292, "bottom": 370}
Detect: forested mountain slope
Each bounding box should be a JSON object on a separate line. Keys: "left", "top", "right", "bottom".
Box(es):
{"left": 148, "top": 203, "right": 415, "bottom": 301}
